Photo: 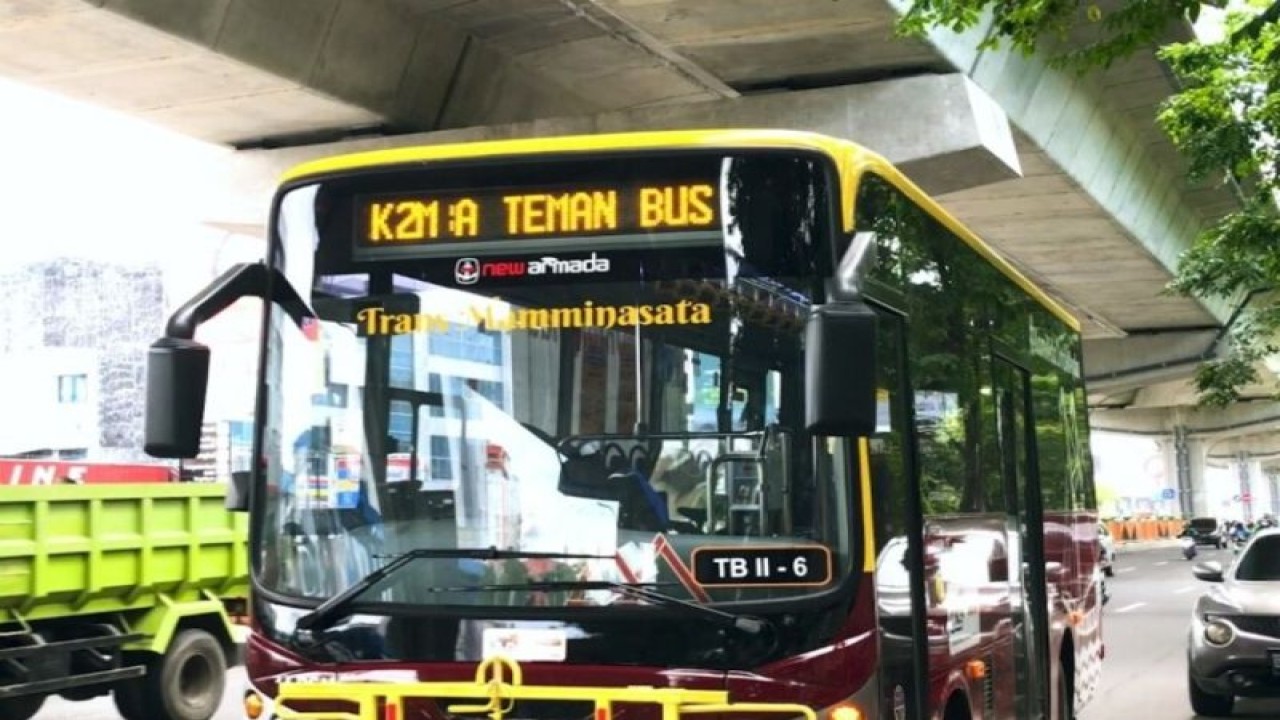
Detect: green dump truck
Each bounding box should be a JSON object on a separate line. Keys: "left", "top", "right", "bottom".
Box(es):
{"left": 0, "top": 482, "right": 249, "bottom": 720}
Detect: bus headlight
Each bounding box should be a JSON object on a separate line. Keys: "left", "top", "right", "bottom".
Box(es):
{"left": 829, "top": 703, "right": 864, "bottom": 720}
{"left": 1204, "top": 620, "right": 1234, "bottom": 646}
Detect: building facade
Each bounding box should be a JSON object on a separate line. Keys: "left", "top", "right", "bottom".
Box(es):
{"left": 0, "top": 259, "right": 164, "bottom": 462}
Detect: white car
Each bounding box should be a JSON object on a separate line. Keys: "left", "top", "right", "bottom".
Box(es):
{"left": 1187, "top": 528, "right": 1280, "bottom": 715}
{"left": 1098, "top": 523, "right": 1116, "bottom": 577}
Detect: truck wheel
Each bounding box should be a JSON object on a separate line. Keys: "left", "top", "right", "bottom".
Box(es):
{"left": 0, "top": 693, "right": 46, "bottom": 720}
{"left": 113, "top": 629, "right": 227, "bottom": 720}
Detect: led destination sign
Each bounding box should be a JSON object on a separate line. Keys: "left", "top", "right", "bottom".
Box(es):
{"left": 356, "top": 182, "right": 718, "bottom": 249}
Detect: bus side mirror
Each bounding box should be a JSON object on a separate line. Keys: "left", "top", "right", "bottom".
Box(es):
{"left": 805, "top": 303, "right": 877, "bottom": 436}
{"left": 144, "top": 337, "right": 211, "bottom": 459}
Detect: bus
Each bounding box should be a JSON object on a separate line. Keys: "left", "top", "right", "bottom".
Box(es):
{"left": 143, "top": 129, "right": 1102, "bottom": 720}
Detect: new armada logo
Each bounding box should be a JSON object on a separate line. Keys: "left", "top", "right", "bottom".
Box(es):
{"left": 455, "top": 253, "right": 611, "bottom": 285}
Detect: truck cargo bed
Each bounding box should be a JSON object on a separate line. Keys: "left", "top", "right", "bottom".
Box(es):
{"left": 0, "top": 483, "right": 248, "bottom": 623}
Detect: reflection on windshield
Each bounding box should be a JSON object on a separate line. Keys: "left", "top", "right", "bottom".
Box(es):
{"left": 262, "top": 277, "right": 848, "bottom": 610}
{"left": 259, "top": 151, "right": 852, "bottom": 617}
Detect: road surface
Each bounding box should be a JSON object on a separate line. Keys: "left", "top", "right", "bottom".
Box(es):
{"left": 1081, "top": 541, "right": 1280, "bottom": 719}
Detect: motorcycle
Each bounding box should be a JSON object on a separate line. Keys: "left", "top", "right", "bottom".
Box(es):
{"left": 1180, "top": 535, "right": 1198, "bottom": 560}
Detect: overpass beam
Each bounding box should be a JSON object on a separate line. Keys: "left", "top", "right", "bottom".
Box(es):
{"left": 216, "top": 73, "right": 1022, "bottom": 227}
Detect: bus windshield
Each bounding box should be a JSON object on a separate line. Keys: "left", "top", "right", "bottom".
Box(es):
{"left": 257, "top": 151, "right": 855, "bottom": 615}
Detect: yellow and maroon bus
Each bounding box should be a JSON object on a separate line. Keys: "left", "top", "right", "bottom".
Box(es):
{"left": 144, "top": 129, "right": 1102, "bottom": 720}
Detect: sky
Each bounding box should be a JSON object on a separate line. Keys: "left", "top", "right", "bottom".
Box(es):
{"left": 0, "top": 76, "right": 269, "bottom": 423}
{"left": 0, "top": 76, "right": 231, "bottom": 269}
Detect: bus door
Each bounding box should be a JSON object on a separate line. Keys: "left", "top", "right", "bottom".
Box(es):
{"left": 992, "top": 354, "right": 1051, "bottom": 719}
{"left": 867, "top": 309, "right": 930, "bottom": 720}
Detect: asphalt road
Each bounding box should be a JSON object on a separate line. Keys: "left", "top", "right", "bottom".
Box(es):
{"left": 1081, "top": 542, "right": 1280, "bottom": 720}
{"left": 37, "top": 542, "right": 1280, "bottom": 720}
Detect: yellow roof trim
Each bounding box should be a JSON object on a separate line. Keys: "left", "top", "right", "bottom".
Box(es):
{"left": 850, "top": 155, "right": 1081, "bottom": 333}
{"left": 279, "top": 128, "right": 1072, "bottom": 331}
{"left": 280, "top": 129, "right": 857, "bottom": 184}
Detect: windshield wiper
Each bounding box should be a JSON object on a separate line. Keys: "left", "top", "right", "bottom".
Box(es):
{"left": 294, "top": 546, "right": 614, "bottom": 635}
{"left": 600, "top": 580, "right": 770, "bottom": 635}
{"left": 430, "top": 579, "right": 768, "bottom": 635}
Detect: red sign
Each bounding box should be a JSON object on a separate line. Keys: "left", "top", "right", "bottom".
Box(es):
{"left": 0, "top": 460, "right": 175, "bottom": 486}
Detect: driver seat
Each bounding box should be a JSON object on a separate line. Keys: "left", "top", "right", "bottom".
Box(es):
{"left": 613, "top": 468, "right": 669, "bottom": 531}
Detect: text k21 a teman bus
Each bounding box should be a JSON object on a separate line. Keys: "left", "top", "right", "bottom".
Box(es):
{"left": 144, "top": 129, "right": 1103, "bottom": 720}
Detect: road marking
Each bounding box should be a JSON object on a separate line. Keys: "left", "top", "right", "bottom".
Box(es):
{"left": 1115, "top": 602, "right": 1147, "bottom": 614}
{"left": 1117, "top": 566, "right": 1136, "bottom": 574}
{"left": 1155, "top": 561, "right": 1168, "bottom": 566}
{"left": 1174, "top": 586, "right": 1198, "bottom": 594}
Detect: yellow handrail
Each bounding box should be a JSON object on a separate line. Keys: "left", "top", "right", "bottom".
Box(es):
{"left": 275, "top": 656, "right": 818, "bottom": 720}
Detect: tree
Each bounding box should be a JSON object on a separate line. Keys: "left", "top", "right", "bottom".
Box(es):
{"left": 898, "top": 0, "right": 1280, "bottom": 406}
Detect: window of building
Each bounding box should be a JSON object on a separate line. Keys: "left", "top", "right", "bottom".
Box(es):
{"left": 57, "top": 374, "right": 88, "bottom": 404}
{"left": 390, "top": 334, "right": 414, "bottom": 387}
{"left": 429, "top": 325, "right": 503, "bottom": 365}
{"left": 428, "top": 373, "right": 506, "bottom": 417}
{"left": 311, "top": 383, "right": 349, "bottom": 408}
{"left": 388, "top": 400, "right": 413, "bottom": 450}
{"left": 429, "top": 435, "right": 453, "bottom": 480}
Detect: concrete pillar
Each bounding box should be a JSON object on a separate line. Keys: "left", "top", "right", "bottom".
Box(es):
{"left": 1189, "top": 433, "right": 1211, "bottom": 518}
{"left": 1170, "top": 426, "right": 1212, "bottom": 517}
{"left": 1236, "top": 452, "right": 1255, "bottom": 523}
{"left": 1174, "top": 426, "right": 1193, "bottom": 518}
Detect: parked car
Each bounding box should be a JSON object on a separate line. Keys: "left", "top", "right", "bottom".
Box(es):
{"left": 1183, "top": 516, "right": 1228, "bottom": 548}
{"left": 1098, "top": 522, "right": 1116, "bottom": 577}
{"left": 1186, "top": 527, "right": 1280, "bottom": 716}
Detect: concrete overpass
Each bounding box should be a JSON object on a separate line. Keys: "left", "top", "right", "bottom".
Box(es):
{"left": 1, "top": 0, "right": 1273, "bottom": 513}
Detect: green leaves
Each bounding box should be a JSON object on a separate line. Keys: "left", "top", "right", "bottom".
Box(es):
{"left": 1159, "top": 5, "right": 1280, "bottom": 404}
{"left": 896, "top": 0, "right": 1209, "bottom": 70}
{"left": 1193, "top": 356, "right": 1259, "bottom": 406}
{"left": 1167, "top": 206, "right": 1280, "bottom": 301}
{"left": 903, "top": 0, "right": 1280, "bottom": 405}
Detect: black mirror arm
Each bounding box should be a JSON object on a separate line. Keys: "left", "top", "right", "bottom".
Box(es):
{"left": 165, "top": 262, "right": 315, "bottom": 340}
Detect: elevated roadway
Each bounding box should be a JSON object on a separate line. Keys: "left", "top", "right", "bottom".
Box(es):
{"left": 0, "top": 0, "right": 1272, "bottom": 492}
